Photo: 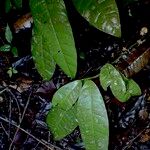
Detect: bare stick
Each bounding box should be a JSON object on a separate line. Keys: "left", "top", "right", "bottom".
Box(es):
{"left": 8, "top": 95, "right": 12, "bottom": 139}
{"left": 8, "top": 91, "right": 32, "bottom": 149}
{"left": 122, "top": 125, "right": 149, "bottom": 150}
{"left": 0, "top": 116, "right": 62, "bottom": 150}
{"left": 8, "top": 89, "right": 22, "bottom": 122}
{"left": 0, "top": 122, "right": 12, "bottom": 142}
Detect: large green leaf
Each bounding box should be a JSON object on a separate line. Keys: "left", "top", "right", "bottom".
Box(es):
{"left": 100, "top": 63, "right": 126, "bottom": 92}
{"left": 31, "top": 24, "right": 56, "bottom": 80}
{"left": 30, "top": 0, "right": 77, "bottom": 78}
{"left": 72, "top": 0, "right": 121, "bottom": 37}
{"left": 46, "top": 106, "right": 78, "bottom": 140}
{"left": 110, "top": 80, "right": 130, "bottom": 102}
{"left": 52, "top": 80, "right": 82, "bottom": 110}
{"left": 77, "top": 80, "right": 109, "bottom": 150}
{"left": 100, "top": 63, "right": 141, "bottom": 102}
{"left": 100, "top": 63, "right": 127, "bottom": 101}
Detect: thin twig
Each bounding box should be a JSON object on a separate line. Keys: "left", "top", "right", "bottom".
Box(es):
{"left": 0, "top": 87, "right": 7, "bottom": 94}
{"left": 80, "top": 67, "right": 92, "bottom": 79}
{"left": 0, "top": 116, "right": 62, "bottom": 150}
{"left": 122, "top": 127, "right": 148, "bottom": 150}
{"left": 0, "top": 122, "right": 12, "bottom": 142}
{"left": 8, "top": 95, "right": 12, "bottom": 139}
{"left": 9, "top": 91, "right": 32, "bottom": 150}
{"left": 0, "top": 36, "right": 5, "bottom": 44}
{"left": 33, "top": 141, "right": 40, "bottom": 150}
{"left": 8, "top": 89, "right": 22, "bottom": 122}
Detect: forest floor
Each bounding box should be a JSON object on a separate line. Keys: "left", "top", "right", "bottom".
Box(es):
{"left": 0, "top": 0, "right": 150, "bottom": 149}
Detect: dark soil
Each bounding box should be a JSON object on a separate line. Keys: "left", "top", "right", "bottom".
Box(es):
{"left": 0, "top": 0, "right": 150, "bottom": 149}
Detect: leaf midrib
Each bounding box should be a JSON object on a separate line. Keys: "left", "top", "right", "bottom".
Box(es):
{"left": 90, "top": 86, "right": 97, "bottom": 149}
{"left": 53, "top": 81, "right": 80, "bottom": 109}
{"left": 44, "top": 0, "right": 73, "bottom": 76}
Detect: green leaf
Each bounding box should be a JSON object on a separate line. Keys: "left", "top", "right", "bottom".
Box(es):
{"left": 5, "top": 24, "right": 13, "bottom": 43}
{"left": 72, "top": 0, "right": 121, "bottom": 37}
{"left": 46, "top": 106, "right": 78, "bottom": 140}
{"left": 100, "top": 63, "right": 127, "bottom": 101}
{"left": 0, "top": 44, "right": 11, "bottom": 52}
{"left": 5, "top": 0, "right": 12, "bottom": 13}
{"left": 11, "top": 47, "right": 18, "bottom": 57}
{"left": 31, "top": 25, "right": 56, "bottom": 80}
{"left": 12, "top": 68, "right": 18, "bottom": 74}
{"left": 126, "top": 79, "right": 141, "bottom": 96}
{"left": 100, "top": 63, "right": 141, "bottom": 102}
{"left": 110, "top": 81, "right": 130, "bottom": 102}
{"left": 99, "top": 63, "right": 113, "bottom": 91}
{"left": 7, "top": 67, "right": 18, "bottom": 78}
{"left": 7, "top": 69, "right": 13, "bottom": 78}
{"left": 77, "top": 80, "right": 109, "bottom": 150}
{"left": 52, "top": 80, "right": 82, "bottom": 110}
{"left": 30, "top": 0, "right": 77, "bottom": 78}
{"left": 100, "top": 63, "right": 126, "bottom": 93}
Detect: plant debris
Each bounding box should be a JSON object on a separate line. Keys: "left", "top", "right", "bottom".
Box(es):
{"left": 0, "top": 0, "right": 150, "bottom": 149}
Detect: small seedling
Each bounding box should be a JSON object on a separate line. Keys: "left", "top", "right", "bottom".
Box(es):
{"left": 7, "top": 67, "right": 18, "bottom": 78}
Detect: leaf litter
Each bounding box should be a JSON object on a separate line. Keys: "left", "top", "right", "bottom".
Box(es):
{"left": 0, "top": 0, "right": 150, "bottom": 149}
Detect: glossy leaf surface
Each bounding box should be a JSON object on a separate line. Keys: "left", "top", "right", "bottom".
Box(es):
{"left": 125, "top": 78, "right": 141, "bottom": 96}
{"left": 77, "top": 80, "right": 109, "bottom": 150}
{"left": 31, "top": 25, "right": 56, "bottom": 80}
{"left": 72, "top": 0, "right": 121, "bottom": 37}
{"left": 52, "top": 80, "right": 82, "bottom": 110}
{"left": 46, "top": 106, "right": 78, "bottom": 140}
{"left": 100, "top": 63, "right": 141, "bottom": 102}
{"left": 100, "top": 63, "right": 126, "bottom": 92}
{"left": 30, "top": 0, "right": 77, "bottom": 78}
